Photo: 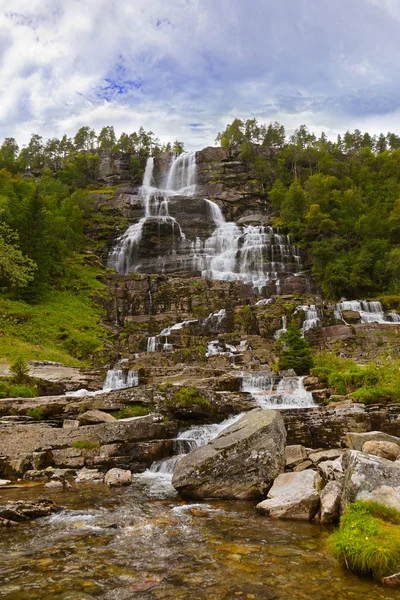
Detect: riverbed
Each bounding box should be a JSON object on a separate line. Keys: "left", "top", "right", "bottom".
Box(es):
{"left": 0, "top": 478, "right": 396, "bottom": 600}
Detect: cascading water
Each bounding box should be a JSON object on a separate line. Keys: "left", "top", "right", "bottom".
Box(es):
{"left": 109, "top": 157, "right": 302, "bottom": 291}
{"left": 334, "top": 300, "right": 400, "bottom": 324}
{"left": 296, "top": 305, "right": 321, "bottom": 331}
{"left": 66, "top": 368, "right": 139, "bottom": 397}
{"left": 274, "top": 315, "right": 288, "bottom": 339}
{"left": 108, "top": 153, "right": 196, "bottom": 274}
{"left": 193, "top": 217, "right": 302, "bottom": 292}
{"left": 241, "top": 372, "right": 314, "bottom": 409}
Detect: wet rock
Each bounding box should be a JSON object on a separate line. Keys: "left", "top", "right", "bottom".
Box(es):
{"left": 362, "top": 440, "right": 400, "bottom": 461}
{"left": 382, "top": 571, "right": 400, "bottom": 588}
{"left": 172, "top": 408, "right": 286, "bottom": 500}
{"left": 0, "top": 499, "right": 60, "bottom": 523}
{"left": 341, "top": 310, "right": 361, "bottom": 323}
{"left": 311, "top": 389, "right": 328, "bottom": 403}
{"left": 285, "top": 445, "right": 307, "bottom": 469}
{"left": 257, "top": 470, "right": 322, "bottom": 521}
{"left": 320, "top": 481, "right": 342, "bottom": 524}
{"left": 44, "top": 480, "right": 64, "bottom": 489}
{"left": 77, "top": 410, "right": 117, "bottom": 425}
{"left": 0, "top": 479, "right": 10, "bottom": 486}
{"left": 346, "top": 430, "right": 400, "bottom": 451}
{"left": 308, "top": 448, "right": 345, "bottom": 464}
{"left": 104, "top": 468, "right": 132, "bottom": 487}
{"left": 75, "top": 468, "right": 104, "bottom": 483}
{"left": 341, "top": 450, "right": 400, "bottom": 512}
{"left": 302, "top": 376, "right": 322, "bottom": 391}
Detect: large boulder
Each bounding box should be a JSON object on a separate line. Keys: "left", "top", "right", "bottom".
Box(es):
{"left": 77, "top": 410, "right": 117, "bottom": 425}
{"left": 172, "top": 408, "right": 286, "bottom": 500}
{"left": 341, "top": 450, "right": 400, "bottom": 511}
{"left": 256, "top": 470, "right": 322, "bottom": 521}
{"left": 346, "top": 431, "right": 400, "bottom": 451}
{"left": 357, "top": 485, "right": 400, "bottom": 512}
{"left": 362, "top": 440, "right": 400, "bottom": 461}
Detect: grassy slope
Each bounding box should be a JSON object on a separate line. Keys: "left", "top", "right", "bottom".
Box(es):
{"left": 0, "top": 255, "right": 109, "bottom": 367}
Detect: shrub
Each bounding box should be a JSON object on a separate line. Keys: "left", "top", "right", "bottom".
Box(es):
{"left": 168, "top": 386, "right": 215, "bottom": 412}
{"left": 157, "top": 382, "right": 174, "bottom": 392}
{"left": 113, "top": 405, "right": 151, "bottom": 419}
{"left": 71, "top": 441, "right": 100, "bottom": 450}
{"left": 329, "top": 501, "right": 400, "bottom": 581}
{"left": 278, "top": 320, "right": 314, "bottom": 375}
{"left": 26, "top": 407, "right": 44, "bottom": 419}
{"left": 10, "top": 356, "right": 29, "bottom": 383}
{"left": 0, "top": 382, "right": 38, "bottom": 399}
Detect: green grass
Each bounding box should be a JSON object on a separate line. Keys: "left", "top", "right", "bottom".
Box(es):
{"left": 312, "top": 353, "right": 400, "bottom": 404}
{"left": 71, "top": 440, "right": 100, "bottom": 450}
{"left": 0, "top": 255, "right": 108, "bottom": 366}
{"left": 329, "top": 501, "right": 400, "bottom": 580}
{"left": 0, "top": 381, "right": 38, "bottom": 399}
{"left": 113, "top": 405, "right": 152, "bottom": 419}
{"left": 26, "top": 407, "right": 44, "bottom": 419}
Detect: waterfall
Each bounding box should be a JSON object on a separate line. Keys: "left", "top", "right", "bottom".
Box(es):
{"left": 334, "top": 300, "right": 400, "bottom": 324}
{"left": 241, "top": 372, "right": 314, "bottom": 409}
{"left": 66, "top": 368, "right": 139, "bottom": 397}
{"left": 102, "top": 369, "right": 139, "bottom": 391}
{"left": 274, "top": 315, "right": 288, "bottom": 339}
{"left": 195, "top": 224, "right": 302, "bottom": 292}
{"left": 108, "top": 152, "right": 196, "bottom": 274}
{"left": 296, "top": 305, "right": 321, "bottom": 331}
{"left": 147, "top": 319, "right": 198, "bottom": 352}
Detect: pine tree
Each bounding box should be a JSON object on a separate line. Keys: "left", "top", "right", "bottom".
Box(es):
{"left": 278, "top": 320, "right": 314, "bottom": 375}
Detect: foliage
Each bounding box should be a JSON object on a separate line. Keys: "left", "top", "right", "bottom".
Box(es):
{"left": 216, "top": 119, "right": 400, "bottom": 298}
{"left": 157, "top": 382, "right": 174, "bottom": 392}
{"left": 26, "top": 407, "right": 44, "bottom": 419}
{"left": 0, "top": 381, "right": 38, "bottom": 399}
{"left": 113, "top": 405, "right": 152, "bottom": 419}
{"left": 9, "top": 356, "right": 29, "bottom": 383}
{"left": 168, "top": 386, "right": 215, "bottom": 412}
{"left": 329, "top": 501, "right": 400, "bottom": 580}
{"left": 278, "top": 320, "right": 314, "bottom": 375}
{"left": 71, "top": 441, "right": 100, "bottom": 450}
{"left": 312, "top": 353, "right": 400, "bottom": 403}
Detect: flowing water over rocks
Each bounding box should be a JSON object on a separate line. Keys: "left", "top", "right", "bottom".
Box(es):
{"left": 0, "top": 482, "right": 398, "bottom": 599}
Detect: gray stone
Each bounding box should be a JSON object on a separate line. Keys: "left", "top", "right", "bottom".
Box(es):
{"left": 104, "top": 468, "right": 132, "bottom": 487}
{"left": 63, "top": 420, "right": 80, "bottom": 429}
{"left": 257, "top": 470, "right": 322, "bottom": 521}
{"left": 285, "top": 445, "right": 307, "bottom": 468}
{"left": 362, "top": 440, "right": 400, "bottom": 461}
{"left": 341, "top": 450, "right": 400, "bottom": 512}
{"left": 320, "top": 481, "right": 342, "bottom": 524}
{"left": 75, "top": 468, "right": 104, "bottom": 483}
{"left": 308, "top": 448, "right": 345, "bottom": 464}
{"left": 318, "top": 456, "right": 344, "bottom": 483}
{"left": 357, "top": 485, "right": 400, "bottom": 512}
{"left": 172, "top": 408, "right": 286, "bottom": 500}
{"left": 0, "top": 499, "right": 59, "bottom": 522}
{"left": 346, "top": 431, "right": 400, "bottom": 451}
{"left": 77, "top": 410, "right": 117, "bottom": 425}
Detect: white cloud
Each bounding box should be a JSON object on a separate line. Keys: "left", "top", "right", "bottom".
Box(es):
{"left": 1, "top": 0, "right": 400, "bottom": 150}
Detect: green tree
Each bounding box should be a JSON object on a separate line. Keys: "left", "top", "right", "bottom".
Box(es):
{"left": 278, "top": 320, "right": 314, "bottom": 375}
{"left": 10, "top": 356, "right": 29, "bottom": 383}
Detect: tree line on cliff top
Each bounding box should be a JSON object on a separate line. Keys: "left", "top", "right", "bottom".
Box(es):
{"left": 217, "top": 119, "right": 400, "bottom": 299}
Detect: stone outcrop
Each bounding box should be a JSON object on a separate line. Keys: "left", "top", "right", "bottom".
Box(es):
{"left": 340, "top": 450, "right": 400, "bottom": 511}
{"left": 172, "top": 408, "right": 286, "bottom": 500}
{"left": 256, "top": 470, "right": 322, "bottom": 521}
{"left": 347, "top": 431, "right": 400, "bottom": 451}
{"left": 77, "top": 410, "right": 117, "bottom": 425}
{"left": 362, "top": 440, "right": 400, "bottom": 461}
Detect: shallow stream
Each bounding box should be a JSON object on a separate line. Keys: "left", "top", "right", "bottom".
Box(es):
{"left": 0, "top": 479, "right": 397, "bottom": 600}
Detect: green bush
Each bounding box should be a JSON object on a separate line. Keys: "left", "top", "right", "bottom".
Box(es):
{"left": 157, "top": 382, "right": 174, "bottom": 392}
{"left": 10, "top": 356, "right": 29, "bottom": 383}
{"left": 26, "top": 407, "right": 44, "bottom": 419}
{"left": 0, "top": 382, "right": 38, "bottom": 398}
{"left": 329, "top": 501, "right": 400, "bottom": 580}
{"left": 351, "top": 386, "right": 398, "bottom": 404}
{"left": 168, "top": 386, "right": 215, "bottom": 412}
{"left": 278, "top": 320, "right": 314, "bottom": 375}
{"left": 113, "top": 405, "right": 151, "bottom": 419}
{"left": 71, "top": 440, "right": 100, "bottom": 450}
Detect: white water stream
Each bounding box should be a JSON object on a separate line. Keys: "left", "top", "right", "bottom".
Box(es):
{"left": 66, "top": 368, "right": 139, "bottom": 398}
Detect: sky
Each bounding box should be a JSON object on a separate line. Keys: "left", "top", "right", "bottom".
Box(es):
{"left": 1, "top": 0, "right": 400, "bottom": 150}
